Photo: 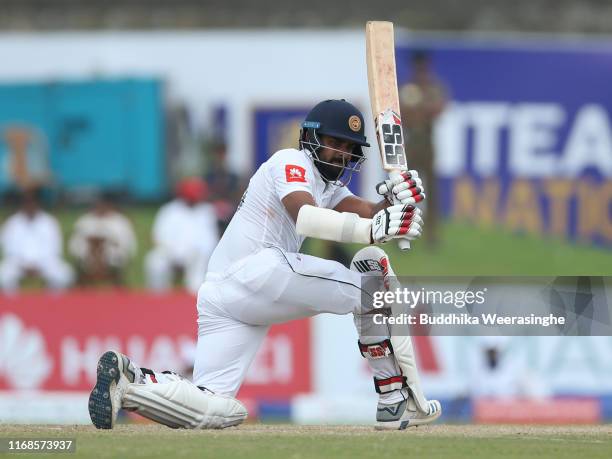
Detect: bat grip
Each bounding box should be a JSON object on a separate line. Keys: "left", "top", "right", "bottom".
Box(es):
{"left": 389, "top": 170, "right": 411, "bottom": 251}
{"left": 398, "top": 238, "right": 411, "bottom": 251}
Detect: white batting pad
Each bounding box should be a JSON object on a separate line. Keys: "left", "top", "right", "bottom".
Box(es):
{"left": 122, "top": 379, "right": 247, "bottom": 429}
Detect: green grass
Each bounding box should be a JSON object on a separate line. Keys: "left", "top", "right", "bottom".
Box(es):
{"left": 1, "top": 205, "right": 611, "bottom": 290}
{"left": 2, "top": 424, "right": 611, "bottom": 459}
{"left": 307, "top": 221, "right": 612, "bottom": 277}
{"left": 380, "top": 222, "right": 612, "bottom": 276}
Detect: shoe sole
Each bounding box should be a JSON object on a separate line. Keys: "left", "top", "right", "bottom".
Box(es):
{"left": 88, "top": 351, "right": 122, "bottom": 429}
{"left": 376, "top": 407, "right": 442, "bottom": 430}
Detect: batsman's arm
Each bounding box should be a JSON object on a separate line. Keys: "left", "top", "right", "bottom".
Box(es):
{"left": 283, "top": 191, "right": 387, "bottom": 223}
{"left": 282, "top": 191, "right": 317, "bottom": 223}
{"left": 283, "top": 191, "right": 370, "bottom": 244}
{"left": 333, "top": 196, "right": 390, "bottom": 218}
{"left": 283, "top": 191, "right": 421, "bottom": 245}
{"left": 333, "top": 171, "right": 425, "bottom": 219}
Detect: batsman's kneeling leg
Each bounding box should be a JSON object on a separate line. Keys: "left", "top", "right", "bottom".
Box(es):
{"left": 122, "top": 377, "right": 247, "bottom": 429}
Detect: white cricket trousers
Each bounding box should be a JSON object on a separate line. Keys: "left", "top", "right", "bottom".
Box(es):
{"left": 193, "top": 247, "right": 363, "bottom": 396}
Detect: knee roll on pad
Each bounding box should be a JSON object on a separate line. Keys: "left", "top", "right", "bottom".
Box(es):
{"left": 358, "top": 339, "right": 394, "bottom": 359}
{"left": 122, "top": 379, "right": 247, "bottom": 429}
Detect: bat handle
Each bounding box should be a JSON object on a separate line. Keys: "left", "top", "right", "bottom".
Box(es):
{"left": 398, "top": 238, "right": 411, "bottom": 251}
{"left": 389, "top": 170, "right": 411, "bottom": 251}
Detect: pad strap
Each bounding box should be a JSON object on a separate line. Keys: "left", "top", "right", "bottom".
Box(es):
{"left": 374, "top": 375, "right": 407, "bottom": 394}
{"left": 141, "top": 367, "right": 158, "bottom": 383}
{"left": 358, "top": 339, "right": 394, "bottom": 359}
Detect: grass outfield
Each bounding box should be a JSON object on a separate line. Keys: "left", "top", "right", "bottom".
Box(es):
{"left": 2, "top": 424, "right": 611, "bottom": 459}
{"left": 321, "top": 221, "right": 612, "bottom": 276}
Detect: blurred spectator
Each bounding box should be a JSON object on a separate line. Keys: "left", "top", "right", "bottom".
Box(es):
{"left": 145, "top": 177, "right": 218, "bottom": 294}
{"left": 0, "top": 189, "right": 73, "bottom": 293}
{"left": 399, "top": 50, "right": 448, "bottom": 247}
{"left": 470, "top": 336, "right": 550, "bottom": 399}
{"left": 166, "top": 104, "right": 205, "bottom": 182}
{"left": 68, "top": 192, "right": 137, "bottom": 286}
{"left": 204, "top": 141, "right": 245, "bottom": 233}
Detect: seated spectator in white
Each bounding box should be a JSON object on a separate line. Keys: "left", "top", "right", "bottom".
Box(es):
{"left": 0, "top": 189, "right": 74, "bottom": 293}
{"left": 145, "top": 178, "right": 219, "bottom": 294}
{"left": 69, "top": 192, "right": 137, "bottom": 286}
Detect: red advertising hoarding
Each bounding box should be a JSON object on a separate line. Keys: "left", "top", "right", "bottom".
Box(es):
{"left": 0, "top": 291, "right": 311, "bottom": 399}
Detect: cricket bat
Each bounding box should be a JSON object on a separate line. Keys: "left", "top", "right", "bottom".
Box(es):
{"left": 366, "top": 21, "right": 411, "bottom": 250}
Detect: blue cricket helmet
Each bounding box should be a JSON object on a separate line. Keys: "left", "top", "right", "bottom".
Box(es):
{"left": 299, "top": 99, "right": 370, "bottom": 185}
{"left": 302, "top": 99, "right": 370, "bottom": 155}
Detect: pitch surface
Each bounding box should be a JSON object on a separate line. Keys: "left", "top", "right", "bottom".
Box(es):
{"left": 2, "top": 424, "right": 611, "bottom": 458}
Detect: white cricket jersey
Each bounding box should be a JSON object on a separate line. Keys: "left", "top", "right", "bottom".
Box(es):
{"left": 207, "top": 148, "right": 353, "bottom": 274}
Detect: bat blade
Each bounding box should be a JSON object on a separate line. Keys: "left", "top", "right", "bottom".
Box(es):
{"left": 366, "top": 21, "right": 411, "bottom": 250}
{"left": 366, "top": 21, "right": 408, "bottom": 172}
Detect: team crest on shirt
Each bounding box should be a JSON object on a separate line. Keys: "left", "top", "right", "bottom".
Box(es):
{"left": 285, "top": 164, "right": 307, "bottom": 183}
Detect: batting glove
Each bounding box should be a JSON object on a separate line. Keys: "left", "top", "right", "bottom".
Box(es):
{"left": 376, "top": 170, "right": 426, "bottom": 206}
{"left": 371, "top": 204, "right": 423, "bottom": 244}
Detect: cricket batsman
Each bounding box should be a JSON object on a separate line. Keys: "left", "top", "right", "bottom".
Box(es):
{"left": 89, "top": 99, "right": 441, "bottom": 430}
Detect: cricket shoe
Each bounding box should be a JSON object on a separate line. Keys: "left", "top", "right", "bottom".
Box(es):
{"left": 376, "top": 394, "right": 442, "bottom": 430}
{"left": 89, "top": 350, "right": 136, "bottom": 429}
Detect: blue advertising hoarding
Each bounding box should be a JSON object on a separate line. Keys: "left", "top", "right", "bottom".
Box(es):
{"left": 396, "top": 39, "right": 612, "bottom": 246}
